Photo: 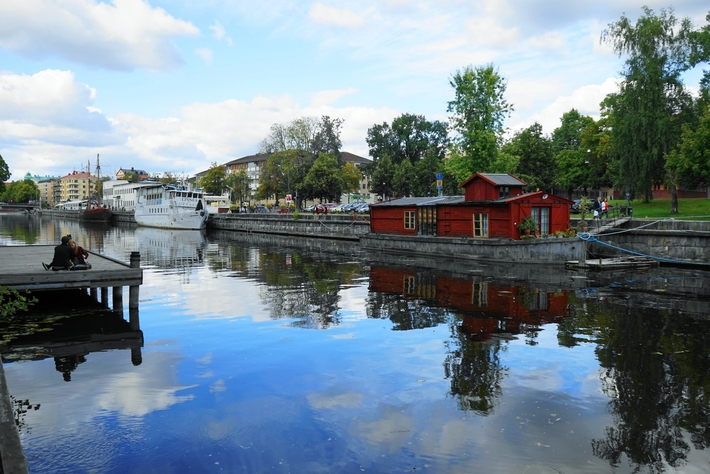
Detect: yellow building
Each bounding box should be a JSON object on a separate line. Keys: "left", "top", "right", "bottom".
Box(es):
{"left": 53, "top": 171, "right": 95, "bottom": 203}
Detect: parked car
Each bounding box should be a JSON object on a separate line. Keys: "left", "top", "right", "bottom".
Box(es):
{"left": 354, "top": 203, "right": 369, "bottom": 213}
{"left": 570, "top": 199, "right": 591, "bottom": 214}
{"left": 253, "top": 205, "right": 269, "bottom": 213}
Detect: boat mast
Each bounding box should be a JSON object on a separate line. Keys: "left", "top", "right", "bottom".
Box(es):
{"left": 96, "top": 153, "right": 101, "bottom": 206}
{"left": 87, "top": 158, "right": 92, "bottom": 210}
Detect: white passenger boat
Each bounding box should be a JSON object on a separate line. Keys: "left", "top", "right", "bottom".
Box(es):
{"left": 134, "top": 184, "right": 208, "bottom": 230}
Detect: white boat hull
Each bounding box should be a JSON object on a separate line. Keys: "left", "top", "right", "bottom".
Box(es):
{"left": 134, "top": 209, "right": 207, "bottom": 230}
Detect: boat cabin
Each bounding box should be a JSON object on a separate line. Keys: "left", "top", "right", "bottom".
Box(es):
{"left": 369, "top": 173, "right": 572, "bottom": 239}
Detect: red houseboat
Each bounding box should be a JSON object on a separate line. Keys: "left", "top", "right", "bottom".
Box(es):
{"left": 369, "top": 173, "right": 572, "bottom": 239}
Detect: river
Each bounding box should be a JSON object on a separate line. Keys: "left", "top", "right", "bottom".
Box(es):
{"left": 1, "top": 213, "right": 709, "bottom": 473}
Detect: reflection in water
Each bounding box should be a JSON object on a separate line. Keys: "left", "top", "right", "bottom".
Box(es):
{"left": 368, "top": 265, "right": 570, "bottom": 415}
{"left": 134, "top": 226, "right": 205, "bottom": 272}
{"left": 0, "top": 290, "right": 143, "bottom": 379}
{"left": 2, "top": 215, "right": 710, "bottom": 473}
{"left": 560, "top": 297, "right": 710, "bottom": 472}
{"left": 205, "top": 240, "right": 366, "bottom": 328}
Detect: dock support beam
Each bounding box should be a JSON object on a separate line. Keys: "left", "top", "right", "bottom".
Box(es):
{"left": 129, "top": 252, "right": 141, "bottom": 331}
{"left": 101, "top": 287, "right": 109, "bottom": 308}
{"left": 113, "top": 286, "right": 123, "bottom": 315}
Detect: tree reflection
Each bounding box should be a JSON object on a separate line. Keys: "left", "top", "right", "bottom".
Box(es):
{"left": 444, "top": 331, "right": 506, "bottom": 414}
{"left": 221, "top": 245, "right": 365, "bottom": 329}
{"left": 562, "top": 295, "right": 710, "bottom": 472}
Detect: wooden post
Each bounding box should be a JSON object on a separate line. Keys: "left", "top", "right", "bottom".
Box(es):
{"left": 129, "top": 252, "right": 140, "bottom": 329}
{"left": 112, "top": 286, "right": 123, "bottom": 315}
{"left": 90, "top": 287, "right": 97, "bottom": 299}
{"left": 100, "top": 287, "right": 109, "bottom": 308}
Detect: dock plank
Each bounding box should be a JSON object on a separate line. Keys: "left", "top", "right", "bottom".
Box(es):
{"left": 0, "top": 245, "right": 142, "bottom": 291}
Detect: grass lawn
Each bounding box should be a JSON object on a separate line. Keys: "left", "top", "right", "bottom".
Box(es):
{"left": 609, "top": 198, "right": 710, "bottom": 221}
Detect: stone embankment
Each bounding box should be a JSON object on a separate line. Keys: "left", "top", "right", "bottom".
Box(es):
{"left": 207, "top": 213, "right": 370, "bottom": 240}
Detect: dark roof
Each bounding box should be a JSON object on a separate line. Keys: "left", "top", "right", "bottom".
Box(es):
{"left": 341, "top": 151, "right": 371, "bottom": 164}
{"left": 224, "top": 153, "right": 271, "bottom": 166}
{"left": 460, "top": 173, "right": 526, "bottom": 188}
{"left": 371, "top": 196, "right": 464, "bottom": 207}
{"left": 119, "top": 167, "right": 147, "bottom": 175}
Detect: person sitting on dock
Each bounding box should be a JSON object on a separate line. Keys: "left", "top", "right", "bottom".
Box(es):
{"left": 42, "top": 235, "right": 74, "bottom": 271}
{"left": 68, "top": 239, "right": 92, "bottom": 270}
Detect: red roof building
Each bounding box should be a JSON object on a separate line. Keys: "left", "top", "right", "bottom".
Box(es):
{"left": 369, "top": 173, "right": 572, "bottom": 240}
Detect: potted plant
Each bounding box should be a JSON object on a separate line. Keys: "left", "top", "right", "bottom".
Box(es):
{"left": 517, "top": 216, "right": 538, "bottom": 236}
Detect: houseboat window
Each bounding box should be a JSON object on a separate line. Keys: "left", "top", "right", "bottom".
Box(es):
{"left": 403, "top": 276, "right": 415, "bottom": 295}
{"left": 531, "top": 207, "right": 550, "bottom": 236}
{"left": 471, "top": 282, "right": 488, "bottom": 307}
{"left": 418, "top": 206, "right": 436, "bottom": 236}
{"left": 472, "top": 213, "right": 488, "bottom": 237}
{"left": 498, "top": 186, "right": 510, "bottom": 198}
{"left": 404, "top": 211, "right": 416, "bottom": 230}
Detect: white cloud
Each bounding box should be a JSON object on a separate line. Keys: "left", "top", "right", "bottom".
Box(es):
{"left": 209, "top": 20, "right": 234, "bottom": 46}
{"left": 195, "top": 48, "right": 213, "bottom": 65}
{"left": 0, "top": 0, "right": 199, "bottom": 71}
{"left": 527, "top": 31, "right": 566, "bottom": 51}
{"left": 509, "top": 77, "right": 620, "bottom": 135}
{"left": 309, "top": 88, "right": 358, "bottom": 108}
{"left": 467, "top": 17, "right": 518, "bottom": 47}
{"left": 309, "top": 3, "right": 365, "bottom": 29}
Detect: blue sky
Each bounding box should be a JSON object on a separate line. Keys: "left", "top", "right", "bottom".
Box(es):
{"left": 1, "top": 0, "right": 708, "bottom": 179}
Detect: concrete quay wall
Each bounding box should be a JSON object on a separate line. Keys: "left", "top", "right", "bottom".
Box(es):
{"left": 208, "top": 213, "right": 370, "bottom": 240}
{"left": 593, "top": 220, "right": 710, "bottom": 263}
{"left": 360, "top": 233, "right": 586, "bottom": 264}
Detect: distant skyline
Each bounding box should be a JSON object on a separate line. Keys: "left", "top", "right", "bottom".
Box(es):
{"left": 1, "top": 0, "right": 708, "bottom": 179}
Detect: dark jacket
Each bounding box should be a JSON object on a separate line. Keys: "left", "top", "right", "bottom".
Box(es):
{"left": 50, "top": 243, "right": 74, "bottom": 269}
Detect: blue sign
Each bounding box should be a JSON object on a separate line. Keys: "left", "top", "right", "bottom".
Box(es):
{"left": 436, "top": 173, "right": 443, "bottom": 180}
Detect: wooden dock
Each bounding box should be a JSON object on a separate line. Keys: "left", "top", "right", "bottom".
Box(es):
{"left": 0, "top": 245, "right": 142, "bottom": 301}
{"left": 0, "top": 246, "right": 143, "bottom": 474}
{"left": 566, "top": 256, "right": 659, "bottom": 270}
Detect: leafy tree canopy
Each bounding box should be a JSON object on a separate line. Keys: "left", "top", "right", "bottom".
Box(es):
{"left": 508, "top": 122, "right": 554, "bottom": 191}
{"left": 301, "top": 153, "right": 342, "bottom": 202}
{"left": 366, "top": 113, "right": 448, "bottom": 166}
{"left": 601, "top": 6, "right": 696, "bottom": 202}
{"left": 0, "top": 154, "right": 10, "bottom": 182}
{"left": 199, "top": 163, "right": 226, "bottom": 195}
{"left": 446, "top": 63, "right": 513, "bottom": 181}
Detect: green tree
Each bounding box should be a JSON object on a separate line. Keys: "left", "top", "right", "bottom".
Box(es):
{"left": 257, "top": 150, "right": 311, "bottom": 204}
{"left": 509, "top": 122, "right": 554, "bottom": 191}
{"left": 392, "top": 159, "right": 415, "bottom": 197}
{"left": 602, "top": 6, "right": 696, "bottom": 207}
{"left": 366, "top": 113, "right": 448, "bottom": 166}
{"left": 301, "top": 153, "right": 342, "bottom": 202}
{"left": 158, "top": 172, "right": 179, "bottom": 185}
{"left": 259, "top": 117, "right": 320, "bottom": 154}
{"left": 446, "top": 63, "right": 513, "bottom": 182}
{"left": 311, "top": 116, "right": 343, "bottom": 159}
{"left": 552, "top": 109, "right": 595, "bottom": 155}
{"left": 371, "top": 155, "right": 395, "bottom": 200}
{"left": 0, "top": 154, "right": 10, "bottom": 182}
{"left": 340, "top": 162, "right": 362, "bottom": 195}
{"left": 1, "top": 179, "right": 39, "bottom": 203}
{"left": 199, "top": 163, "right": 227, "bottom": 195}
{"left": 225, "top": 169, "right": 252, "bottom": 207}
{"left": 666, "top": 104, "right": 710, "bottom": 190}
{"left": 551, "top": 109, "right": 596, "bottom": 197}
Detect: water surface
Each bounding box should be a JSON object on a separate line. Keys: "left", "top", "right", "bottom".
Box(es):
{"left": 1, "top": 214, "right": 709, "bottom": 473}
